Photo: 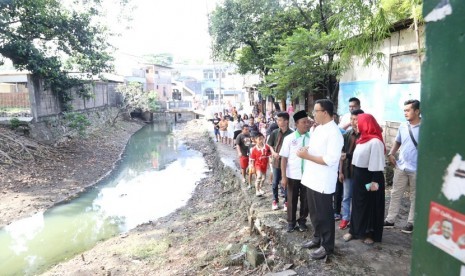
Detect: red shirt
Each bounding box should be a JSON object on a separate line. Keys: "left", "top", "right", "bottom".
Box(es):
{"left": 250, "top": 144, "right": 272, "bottom": 172}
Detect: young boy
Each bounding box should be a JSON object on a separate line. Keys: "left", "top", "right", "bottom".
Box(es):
{"left": 249, "top": 132, "right": 272, "bottom": 197}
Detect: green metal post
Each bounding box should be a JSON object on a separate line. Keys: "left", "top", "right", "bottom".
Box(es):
{"left": 412, "top": 1, "right": 465, "bottom": 275}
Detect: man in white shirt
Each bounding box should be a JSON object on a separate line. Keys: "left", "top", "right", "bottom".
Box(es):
{"left": 280, "top": 110, "right": 311, "bottom": 233}
{"left": 338, "top": 97, "right": 361, "bottom": 131}
{"left": 297, "top": 99, "right": 344, "bottom": 260}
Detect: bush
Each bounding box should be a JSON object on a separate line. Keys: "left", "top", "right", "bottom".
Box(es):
{"left": 64, "top": 112, "right": 91, "bottom": 136}
{"left": 9, "top": 118, "right": 21, "bottom": 129}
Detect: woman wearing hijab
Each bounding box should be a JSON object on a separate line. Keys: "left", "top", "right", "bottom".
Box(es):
{"left": 343, "top": 113, "right": 385, "bottom": 244}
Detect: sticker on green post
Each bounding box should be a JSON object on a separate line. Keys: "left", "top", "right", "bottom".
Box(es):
{"left": 427, "top": 202, "right": 465, "bottom": 263}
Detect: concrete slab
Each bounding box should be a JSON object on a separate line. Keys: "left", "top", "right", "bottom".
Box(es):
{"left": 265, "top": 270, "right": 298, "bottom": 276}
{"left": 0, "top": 117, "right": 33, "bottom": 122}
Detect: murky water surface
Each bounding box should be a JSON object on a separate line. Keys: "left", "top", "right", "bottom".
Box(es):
{"left": 0, "top": 124, "right": 208, "bottom": 275}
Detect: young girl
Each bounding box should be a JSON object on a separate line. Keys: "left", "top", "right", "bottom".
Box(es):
{"left": 249, "top": 132, "right": 272, "bottom": 197}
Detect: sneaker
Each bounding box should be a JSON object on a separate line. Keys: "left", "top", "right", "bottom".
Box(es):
{"left": 283, "top": 202, "right": 288, "bottom": 212}
{"left": 247, "top": 185, "right": 252, "bottom": 190}
{"left": 287, "top": 224, "right": 296, "bottom": 233}
{"left": 401, "top": 223, "right": 413, "bottom": 234}
{"left": 259, "top": 189, "right": 265, "bottom": 195}
{"left": 272, "top": 200, "right": 279, "bottom": 210}
{"left": 298, "top": 223, "right": 308, "bottom": 232}
{"left": 334, "top": 214, "right": 342, "bottom": 221}
{"left": 383, "top": 221, "right": 395, "bottom": 228}
{"left": 339, "top": 219, "right": 349, "bottom": 230}
{"left": 256, "top": 191, "right": 262, "bottom": 197}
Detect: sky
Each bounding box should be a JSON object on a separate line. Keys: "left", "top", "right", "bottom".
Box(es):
{"left": 113, "top": 0, "right": 219, "bottom": 62}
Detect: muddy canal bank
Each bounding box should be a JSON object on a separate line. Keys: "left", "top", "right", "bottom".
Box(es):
{"left": 0, "top": 120, "right": 145, "bottom": 229}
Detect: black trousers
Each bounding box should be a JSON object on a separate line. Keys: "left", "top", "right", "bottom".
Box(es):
{"left": 287, "top": 178, "right": 308, "bottom": 226}
{"left": 307, "top": 187, "right": 335, "bottom": 253}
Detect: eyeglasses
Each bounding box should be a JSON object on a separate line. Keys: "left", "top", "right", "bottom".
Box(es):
{"left": 312, "top": 109, "right": 325, "bottom": 115}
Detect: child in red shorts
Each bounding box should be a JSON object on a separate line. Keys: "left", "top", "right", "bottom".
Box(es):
{"left": 249, "top": 132, "right": 272, "bottom": 196}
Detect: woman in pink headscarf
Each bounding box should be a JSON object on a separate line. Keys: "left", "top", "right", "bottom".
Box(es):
{"left": 343, "top": 114, "right": 386, "bottom": 245}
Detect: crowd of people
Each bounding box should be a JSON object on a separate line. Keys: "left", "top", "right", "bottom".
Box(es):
{"left": 209, "top": 96, "right": 421, "bottom": 260}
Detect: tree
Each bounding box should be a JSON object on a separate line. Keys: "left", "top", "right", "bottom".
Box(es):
{"left": 111, "top": 82, "right": 159, "bottom": 125}
{"left": 266, "top": 0, "right": 342, "bottom": 103}
{"left": 209, "top": 0, "right": 304, "bottom": 78}
{"left": 267, "top": 27, "right": 340, "bottom": 101}
{"left": 0, "top": 0, "right": 129, "bottom": 110}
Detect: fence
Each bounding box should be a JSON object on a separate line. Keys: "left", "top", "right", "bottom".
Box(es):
{"left": 167, "top": 101, "right": 192, "bottom": 110}
{"left": 0, "top": 92, "right": 30, "bottom": 108}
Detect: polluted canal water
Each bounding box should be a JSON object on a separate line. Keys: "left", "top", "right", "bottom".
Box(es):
{"left": 0, "top": 123, "right": 208, "bottom": 275}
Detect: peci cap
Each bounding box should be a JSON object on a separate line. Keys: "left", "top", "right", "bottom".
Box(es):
{"left": 293, "top": 110, "right": 308, "bottom": 123}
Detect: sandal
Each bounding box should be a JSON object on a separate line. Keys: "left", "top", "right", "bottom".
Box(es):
{"left": 343, "top": 233, "right": 353, "bottom": 242}
{"left": 363, "top": 237, "right": 374, "bottom": 245}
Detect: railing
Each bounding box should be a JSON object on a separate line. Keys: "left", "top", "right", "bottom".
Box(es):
{"left": 167, "top": 101, "right": 192, "bottom": 110}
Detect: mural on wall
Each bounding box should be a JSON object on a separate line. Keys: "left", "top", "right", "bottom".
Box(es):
{"left": 338, "top": 80, "right": 420, "bottom": 123}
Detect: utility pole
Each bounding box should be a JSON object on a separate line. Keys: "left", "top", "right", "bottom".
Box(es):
{"left": 412, "top": 1, "right": 465, "bottom": 275}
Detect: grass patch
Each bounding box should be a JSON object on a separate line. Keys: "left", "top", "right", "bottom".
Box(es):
{"left": 129, "top": 239, "right": 171, "bottom": 261}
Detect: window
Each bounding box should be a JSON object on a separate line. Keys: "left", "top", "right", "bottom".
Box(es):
{"left": 163, "top": 87, "right": 166, "bottom": 97}
{"left": 389, "top": 50, "right": 422, "bottom": 83}
{"left": 172, "top": 89, "right": 182, "bottom": 100}
{"left": 205, "top": 88, "right": 214, "bottom": 100}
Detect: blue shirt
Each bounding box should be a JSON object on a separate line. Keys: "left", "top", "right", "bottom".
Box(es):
{"left": 395, "top": 121, "right": 420, "bottom": 172}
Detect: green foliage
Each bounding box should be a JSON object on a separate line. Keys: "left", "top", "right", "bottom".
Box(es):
{"left": 268, "top": 26, "right": 341, "bottom": 100}
{"left": 381, "top": 0, "right": 423, "bottom": 22}
{"left": 0, "top": 0, "right": 129, "bottom": 111}
{"left": 64, "top": 112, "right": 91, "bottom": 136}
{"left": 116, "top": 82, "right": 160, "bottom": 113}
{"left": 209, "top": 0, "right": 304, "bottom": 77}
{"left": 9, "top": 118, "right": 21, "bottom": 130}
{"left": 147, "top": 91, "right": 161, "bottom": 112}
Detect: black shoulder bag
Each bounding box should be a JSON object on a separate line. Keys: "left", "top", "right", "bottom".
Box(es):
{"left": 407, "top": 124, "right": 418, "bottom": 148}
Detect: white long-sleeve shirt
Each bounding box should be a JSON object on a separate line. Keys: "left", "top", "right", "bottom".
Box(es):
{"left": 301, "top": 120, "right": 343, "bottom": 194}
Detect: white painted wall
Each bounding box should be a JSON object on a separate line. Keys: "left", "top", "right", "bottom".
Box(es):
{"left": 338, "top": 25, "right": 424, "bottom": 123}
